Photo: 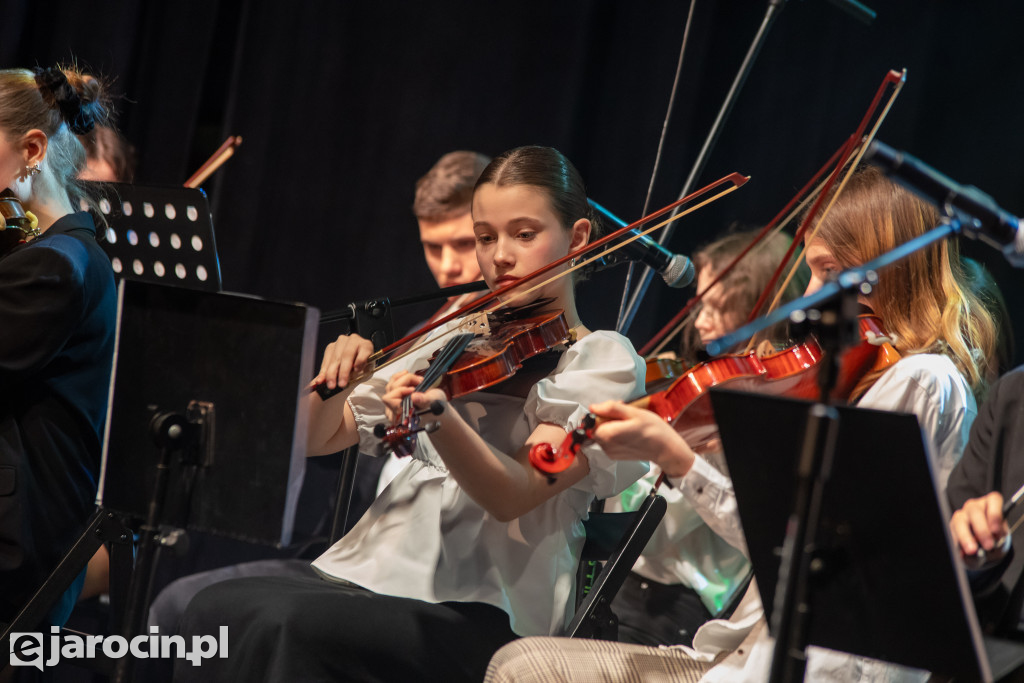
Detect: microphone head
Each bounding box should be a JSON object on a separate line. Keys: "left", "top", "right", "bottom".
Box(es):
{"left": 1006, "top": 218, "right": 1024, "bottom": 268}
{"left": 661, "top": 254, "right": 696, "bottom": 288}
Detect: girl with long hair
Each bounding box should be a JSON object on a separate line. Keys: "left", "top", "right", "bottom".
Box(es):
{"left": 176, "top": 146, "right": 648, "bottom": 682}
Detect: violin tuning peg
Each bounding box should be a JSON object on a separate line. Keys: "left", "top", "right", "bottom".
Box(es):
{"left": 373, "top": 423, "right": 388, "bottom": 439}
{"left": 415, "top": 402, "right": 445, "bottom": 417}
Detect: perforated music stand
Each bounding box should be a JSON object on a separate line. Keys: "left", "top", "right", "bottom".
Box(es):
{"left": 99, "top": 279, "right": 317, "bottom": 547}
{"left": 84, "top": 181, "right": 222, "bottom": 291}
{"left": 709, "top": 388, "right": 1024, "bottom": 681}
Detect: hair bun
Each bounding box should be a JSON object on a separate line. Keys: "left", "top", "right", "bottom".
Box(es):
{"left": 33, "top": 66, "right": 96, "bottom": 135}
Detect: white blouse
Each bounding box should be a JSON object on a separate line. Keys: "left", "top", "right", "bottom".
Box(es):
{"left": 312, "top": 322, "right": 648, "bottom": 637}
{"left": 658, "top": 353, "right": 975, "bottom": 682}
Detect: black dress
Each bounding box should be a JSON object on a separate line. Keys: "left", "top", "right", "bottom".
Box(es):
{"left": 0, "top": 212, "right": 116, "bottom": 625}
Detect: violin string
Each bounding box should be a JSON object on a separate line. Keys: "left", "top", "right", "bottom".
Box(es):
{"left": 482, "top": 183, "right": 745, "bottom": 316}
{"left": 346, "top": 317, "right": 486, "bottom": 389}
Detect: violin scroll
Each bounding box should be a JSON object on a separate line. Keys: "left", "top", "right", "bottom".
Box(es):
{"left": 528, "top": 413, "right": 597, "bottom": 476}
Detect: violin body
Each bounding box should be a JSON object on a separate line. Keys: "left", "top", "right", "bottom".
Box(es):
{"left": 651, "top": 315, "right": 898, "bottom": 449}
{"left": 645, "top": 354, "right": 687, "bottom": 392}
{"left": 530, "top": 315, "right": 900, "bottom": 474}
{"left": 440, "top": 309, "right": 571, "bottom": 398}
{"left": 378, "top": 309, "right": 572, "bottom": 457}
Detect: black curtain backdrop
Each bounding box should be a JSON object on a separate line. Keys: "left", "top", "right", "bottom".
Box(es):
{"left": 3, "top": 0, "right": 1022, "bottom": 362}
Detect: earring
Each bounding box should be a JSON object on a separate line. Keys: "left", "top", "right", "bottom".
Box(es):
{"left": 27, "top": 164, "right": 40, "bottom": 177}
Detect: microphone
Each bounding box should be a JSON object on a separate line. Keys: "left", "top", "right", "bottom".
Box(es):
{"left": 611, "top": 229, "right": 696, "bottom": 288}
{"left": 585, "top": 199, "right": 696, "bottom": 287}
{"left": 866, "top": 140, "right": 1024, "bottom": 267}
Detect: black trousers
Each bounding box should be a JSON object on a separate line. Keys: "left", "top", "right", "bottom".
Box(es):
{"left": 175, "top": 575, "right": 518, "bottom": 683}
{"left": 609, "top": 571, "right": 715, "bottom": 648}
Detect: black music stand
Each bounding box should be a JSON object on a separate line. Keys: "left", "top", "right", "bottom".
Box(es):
{"left": 710, "top": 388, "right": 1024, "bottom": 682}
{"left": 101, "top": 279, "right": 317, "bottom": 546}
{"left": 96, "top": 279, "right": 318, "bottom": 682}
{"left": 86, "top": 182, "right": 221, "bottom": 291}
{"left": 2, "top": 280, "right": 318, "bottom": 680}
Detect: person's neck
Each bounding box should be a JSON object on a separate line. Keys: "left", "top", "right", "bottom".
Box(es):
{"left": 549, "top": 282, "right": 587, "bottom": 335}
{"left": 25, "top": 178, "right": 75, "bottom": 237}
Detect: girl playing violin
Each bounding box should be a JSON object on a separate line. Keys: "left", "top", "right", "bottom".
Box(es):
{"left": 608, "top": 228, "right": 807, "bottom": 648}
{"left": 177, "top": 146, "right": 648, "bottom": 683}
{"left": 485, "top": 164, "right": 999, "bottom": 681}
{"left": 0, "top": 66, "right": 117, "bottom": 627}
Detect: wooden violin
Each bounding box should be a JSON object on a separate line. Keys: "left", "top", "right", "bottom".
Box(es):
{"left": 376, "top": 306, "right": 574, "bottom": 457}
{"left": 529, "top": 314, "right": 900, "bottom": 475}
{"left": 0, "top": 189, "right": 39, "bottom": 255}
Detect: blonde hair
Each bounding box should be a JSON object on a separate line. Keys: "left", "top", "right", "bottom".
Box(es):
{"left": 812, "top": 165, "right": 997, "bottom": 399}
{"left": 0, "top": 65, "right": 111, "bottom": 218}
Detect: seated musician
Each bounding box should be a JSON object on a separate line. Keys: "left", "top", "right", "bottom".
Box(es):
{"left": 174, "top": 146, "right": 648, "bottom": 682}
{"left": 0, "top": 66, "right": 118, "bottom": 627}
{"left": 485, "top": 164, "right": 999, "bottom": 682}
{"left": 145, "top": 150, "right": 491, "bottom": 637}
{"left": 948, "top": 364, "right": 1024, "bottom": 636}
{"left": 606, "top": 228, "right": 807, "bottom": 648}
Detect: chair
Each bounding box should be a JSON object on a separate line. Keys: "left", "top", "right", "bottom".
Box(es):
{"left": 564, "top": 491, "right": 667, "bottom": 640}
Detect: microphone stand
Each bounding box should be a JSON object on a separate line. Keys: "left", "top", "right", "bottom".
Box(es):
{"left": 617, "top": 0, "right": 788, "bottom": 336}
{"left": 705, "top": 218, "right": 961, "bottom": 683}
{"left": 617, "top": 0, "right": 877, "bottom": 336}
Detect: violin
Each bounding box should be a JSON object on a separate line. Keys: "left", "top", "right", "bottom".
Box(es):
{"left": 529, "top": 314, "right": 900, "bottom": 475}
{"left": 375, "top": 306, "right": 574, "bottom": 456}
{"left": 645, "top": 354, "right": 687, "bottom": 392}
{"left": 0, "top": 189, "right": 39, "bottom": 256}
{"left": 316, "top": 172, "right": 750, "bottom": 456}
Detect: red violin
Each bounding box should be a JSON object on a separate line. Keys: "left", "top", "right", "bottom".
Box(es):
{"left": 529, "top": 314, "right": 901, "bottom": 475}
{"left": 377, "top": 306, "right": 574, "bottom": 457}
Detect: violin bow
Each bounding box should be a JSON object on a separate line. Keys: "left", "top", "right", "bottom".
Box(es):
{"left": 638, "top": 146, "right": 843, "bottom": 357}
{"left": 184, "top": 135, "right": 243, "bottom": 188}
{"left": 364, "top": 172, "right": 750, "bottom": 373}
{"left": 749, "top": 69, "right": 906, "bottom": 333}
{"left": 636, "top": 69, "right": 906, "bottom": 358}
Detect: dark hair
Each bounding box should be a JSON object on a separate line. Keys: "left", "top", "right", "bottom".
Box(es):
{"left": 0, "top": 65, "right": 112, "bottom": 218}
{"left": 960, "top": 256, "right": 1014, "bottom": 380}
{"left": 413, "top": 151, "right": 491, "bottom": 221}
{"left": 79, "top": 123, "right": 135, "bottom": 182}
{"left": 474, "top": 146, "right": 602, "bottom": 240}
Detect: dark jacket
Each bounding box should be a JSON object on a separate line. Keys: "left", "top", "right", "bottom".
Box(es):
{"left": 948, "top": 366, "right": 1024, "bottom": 635}
{"left": 0, "top": 212, "right": 116, "bottom": 624}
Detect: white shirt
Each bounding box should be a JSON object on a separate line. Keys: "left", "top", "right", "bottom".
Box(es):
{"left": 607, "top": 467, "right": 751, "bottom": 615}
{"left": 670, "top": 353, "right": 975, "bottom": 682}
{"left": 312, "top": 322, "right": 649, "bottom": 637}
